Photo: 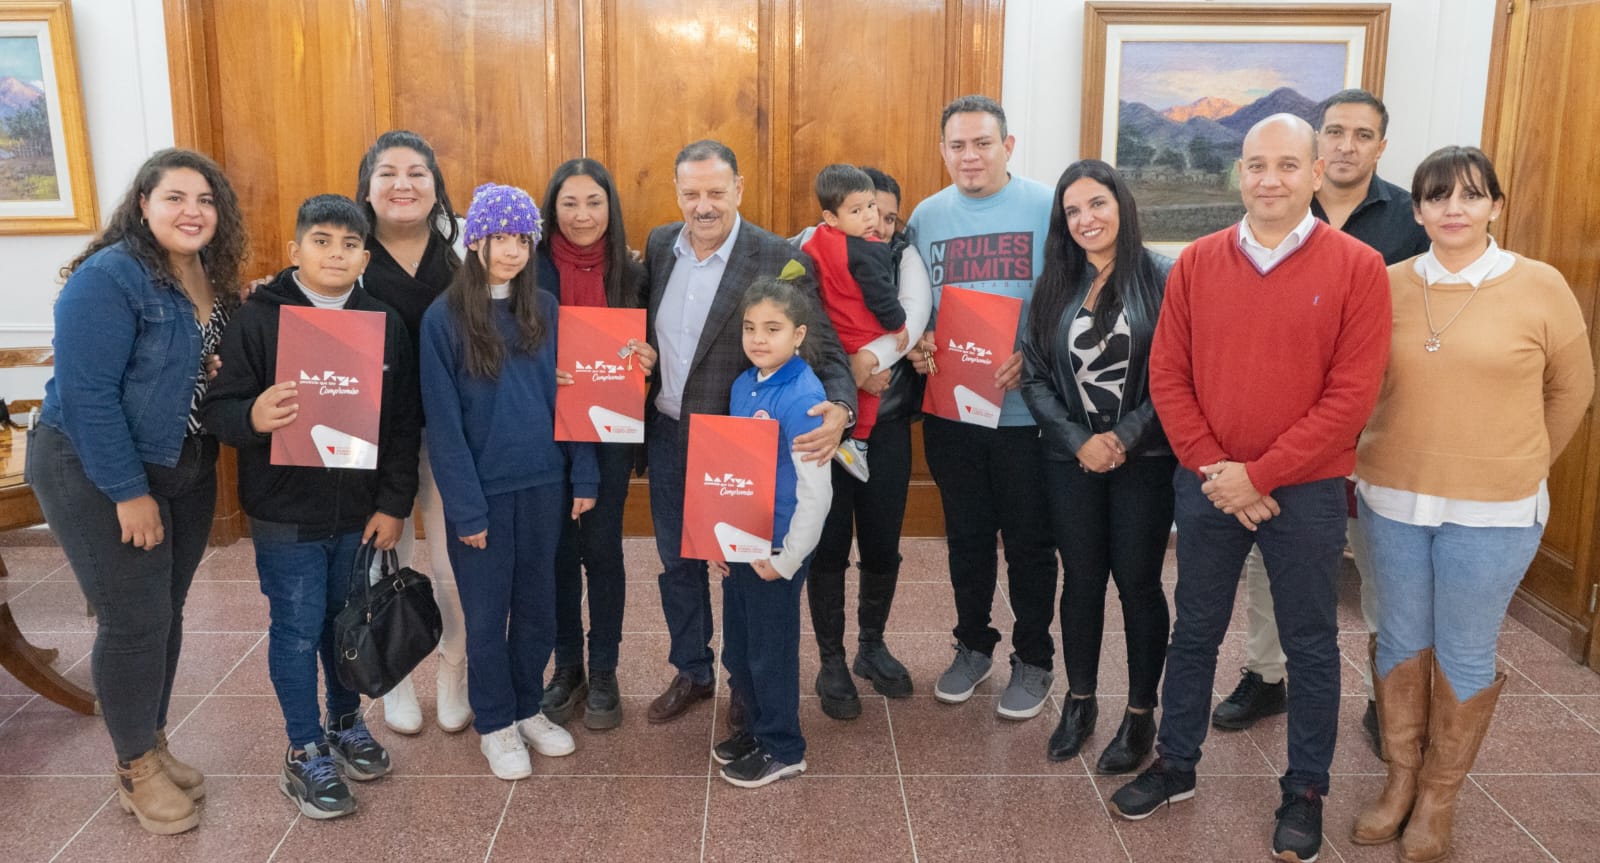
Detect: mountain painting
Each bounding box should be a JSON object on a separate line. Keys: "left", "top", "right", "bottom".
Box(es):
{"left": 0, "top": 35, "right": 57, "bottom": 202}
{"left": 1114, "top": 41, "right": 1349, "bottom": 242}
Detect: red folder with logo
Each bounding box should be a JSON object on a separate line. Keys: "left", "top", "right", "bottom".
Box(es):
{"left": 681, "top": 414, "right": 778, "bottom": 562}
{"left": 921, "top": 285, "right": 1022, "bottom": 429}
{"left": 555, "top": 306, "right": 647, "bottom": 443}
{"left": 270, "top": 306, "right": 387, "bottom": 469}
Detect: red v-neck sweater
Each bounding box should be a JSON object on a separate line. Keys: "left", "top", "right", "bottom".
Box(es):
{"left": 1149, "top": 221, "right": 1392, "bottom": 495}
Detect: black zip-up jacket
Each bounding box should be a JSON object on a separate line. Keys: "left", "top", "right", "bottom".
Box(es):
{"left": 1020, "top": 251, "right": 1174, "bottom": 463}
{"left": 201, "top": 269, "right": 420, "bottom": 539}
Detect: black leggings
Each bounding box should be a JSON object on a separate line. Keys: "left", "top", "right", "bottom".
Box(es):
{"left": 28, "top": 424, "right": 217, "bottom": 761}
{"left": 1044, "top": 455, "right": 1174, "bottom": 708}
{"left": 808, "top": 415, "right": 912, "bottom": 656}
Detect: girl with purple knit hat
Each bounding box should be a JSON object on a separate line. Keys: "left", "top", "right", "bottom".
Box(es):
{"left": 418, "top": 183, "right": 599, "bottom": 780}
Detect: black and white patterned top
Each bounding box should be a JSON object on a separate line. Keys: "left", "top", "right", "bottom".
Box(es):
{"left": 186, "top": 297, "right": 228, "bottom": 435}
{"left": 1068, "top": 306, "right": 1130, "bottom": 420}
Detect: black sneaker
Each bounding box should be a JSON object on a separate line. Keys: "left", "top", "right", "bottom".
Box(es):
{"left": 1361, "top": 699, "right": 1383, "bottom": 759}
{"left": 853, "top": 638, "right": 913, "bottom": 698}
{"left": 1272, "top": 788, "right": 1324, "bottom": 862}
{"left": 712, "top": 730, "right": 760, "bottom": 766}
{"left": 324, "top": 712, "right": 391, "bottom": 781}
{"left": 542, "top": 664, "right": 587, "bottom": 725}
{"left": 280, "top": 742, "right": 355, "bottom": 819}
{"left": 583, "top": 668, "right": 622, "bottom": 731}
{"left": 816, "top": 655, "right": 862, "bottom": 720}
{"left": 720, "top": 746, "right": 806, "bottom": 788}
{"left": 1211, "top": 668, "right": 1287, "bottom": 730}
{"left": 1108, "top": 759, "right": 1196, "bottom": 820}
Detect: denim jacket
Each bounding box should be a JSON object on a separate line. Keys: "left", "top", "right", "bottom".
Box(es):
{"left": 40, "top": 243, "right": 203, "bottom": 502}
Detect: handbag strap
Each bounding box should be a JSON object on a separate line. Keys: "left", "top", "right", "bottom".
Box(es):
{"left": 347, "top": 541, "right": 381, "bottom": 606}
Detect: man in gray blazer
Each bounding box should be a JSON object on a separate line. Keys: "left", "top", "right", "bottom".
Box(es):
{"left": 641, "top": 139, "right": 857, "bottom": 724}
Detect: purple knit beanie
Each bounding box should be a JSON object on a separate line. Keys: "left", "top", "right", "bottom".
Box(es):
{"left": 462, "top": 182, "right": 541, "bottom": 247}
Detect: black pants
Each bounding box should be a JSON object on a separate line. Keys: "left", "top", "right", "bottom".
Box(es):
{"left": 921, "top": 416, "right": 1058, "bottom": 668}
{"left": 27, "top": 423, "right": 217, "bottom": 761}
{"left": 808, "top": 415, "right": 911, "bottom": 657}
{"left": 553, "top": 442, "right": 633, "bottom": 672}
{"left": 1044, "top": 455, "right": 1175, "bottom": 708}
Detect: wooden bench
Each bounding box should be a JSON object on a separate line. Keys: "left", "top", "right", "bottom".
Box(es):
{"left": 1, "top": 347, "right": 96, "bottom": 714}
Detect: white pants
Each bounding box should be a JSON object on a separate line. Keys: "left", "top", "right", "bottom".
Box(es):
{"left": 1242, "top": 517, "right": 1378, "bottom": 697}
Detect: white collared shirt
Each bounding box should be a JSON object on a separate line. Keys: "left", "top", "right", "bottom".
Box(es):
{"left": 654, "top": 215, "right": 743, "bottom": 420}
{"left": 1237, "top": 209, "right": 1319, "bottom": 273}
{"left": 1359, "top": 238, "right": 1545, "bottom": 527}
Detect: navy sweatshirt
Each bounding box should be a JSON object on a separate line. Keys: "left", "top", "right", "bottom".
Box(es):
{"left": 419, "top": 287, "right": 598, "bottom": 536}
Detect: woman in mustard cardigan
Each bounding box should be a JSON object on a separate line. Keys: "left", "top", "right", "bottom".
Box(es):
{"left": 1350, "top": 146, "right": 1594, "bottom": 862}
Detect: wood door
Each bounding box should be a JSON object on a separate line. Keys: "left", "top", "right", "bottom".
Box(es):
{"left": 164, "top": 0, "right": 1004, "bottom": 540}
{"left": 1484, "top": 0, "right": 1600, "bottom": 667}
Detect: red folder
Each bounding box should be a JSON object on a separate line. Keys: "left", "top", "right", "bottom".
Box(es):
{"left": 681, "top": 414, "right": 777, "bottom": 562}
{"left": 921, "top": 285, "right": 1022, "bottom": 429}
{"left": 555, "top": 307, "right": 647, "bottom": 443}
{"left": 270, "top": 306, "right": 387, "bottom": 469}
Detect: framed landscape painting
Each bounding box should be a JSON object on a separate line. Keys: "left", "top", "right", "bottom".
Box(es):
{"left": 1081, "top": 3, "right": 1390, "bottom": 251}
{"left": 0, "top": 0, "right": 96, "bottom": 234}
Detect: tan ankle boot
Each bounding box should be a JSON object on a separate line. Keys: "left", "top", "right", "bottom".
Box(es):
{"left": 1400, "top": 659, "right": 1506, "bottom": 863}
{"left": 154, "top": 729, "right": 206, "bottom": 801}
{"left": 116, "top": 750, "right": 200, "bottom": 835}
{"left": 1352, "top": 647, "right": 1432, "bottom": 845}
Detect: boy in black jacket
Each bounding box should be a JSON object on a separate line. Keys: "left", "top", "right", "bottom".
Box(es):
{"left": 202, "top": 195, "right": 420, "bottom": 820}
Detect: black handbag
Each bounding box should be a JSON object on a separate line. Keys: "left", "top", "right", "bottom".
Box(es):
{"left": 334, "top": 544, "right": 443, "bottom": 698}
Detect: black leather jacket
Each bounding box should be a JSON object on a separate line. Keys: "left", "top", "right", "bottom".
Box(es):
{"left": 1020, "top": 251, "right": 1174, "bottom": 463}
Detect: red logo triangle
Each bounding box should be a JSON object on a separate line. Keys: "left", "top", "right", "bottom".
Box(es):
{"left": 964, "top": 405, "right": 972, "bottom": 413}
{"left": 604, "top": 425, "right": 612, "bottom": 432}
{"left": 327, "top": 446, "right": 337, "bottom": 453}
{"left": 727, "top": 544, "right": 737, "bottom": 552}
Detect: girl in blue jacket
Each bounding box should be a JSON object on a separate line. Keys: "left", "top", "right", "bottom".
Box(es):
{"left": 419, "top": 183, "right": 598, "bottom": 781}
{"left": 708, "top": 276, "right": 834, "bottom": 788}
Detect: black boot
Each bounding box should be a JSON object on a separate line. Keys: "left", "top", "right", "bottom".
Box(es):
{"left": 1095, "top": 708, "right": 1156, "bottom": 774}
{"left": 541, "top": 664, "right": 586, "bottom": 725}
{"left": 816, "top": 655, "right": 862, "bottom": 720}
{"left": 583, "top": 668, "right": 622, "bottom": 731}
{"left": 853, "top": 638, "right": 913, "bottom": 697}
{"left": 1047, "top": 695, "right": 1099, "bottom": 761}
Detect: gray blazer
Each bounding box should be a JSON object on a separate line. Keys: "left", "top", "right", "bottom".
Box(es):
{"left": 644, "top": 219, "right": 857, "bottom": 446}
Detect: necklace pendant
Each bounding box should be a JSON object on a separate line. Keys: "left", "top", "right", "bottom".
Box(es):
{"left": 1424, "top": 336, "right": 1441, "bottom": 352}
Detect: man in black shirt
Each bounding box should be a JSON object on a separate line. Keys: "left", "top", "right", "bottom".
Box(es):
{"left": 1214, "top": 89, "right": 1426, "bottom": 758}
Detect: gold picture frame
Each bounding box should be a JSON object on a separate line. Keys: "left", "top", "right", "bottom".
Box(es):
{"left": 1082, "top": 2, "right": 1390, "bottom": 248}
{"left": 0, "top": 0, "right": 97, "bottom": 234}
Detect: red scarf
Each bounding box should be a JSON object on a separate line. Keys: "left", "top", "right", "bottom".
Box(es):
{"left": 550, "top": 231, "right": 609, "bottom": 307}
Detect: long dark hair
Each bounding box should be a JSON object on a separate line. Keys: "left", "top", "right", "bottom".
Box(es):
{"left": 445, "top": 235, "right": 546, "bottom": 378}
{"left": 538, "top": 158, "right": 634, "bottom": 307}
{"left": 61, "top": 148, "right": 247, "bottom": 311}
{"left": 741, "top": 275, "right": 819, "bottom": 367}
{"left": 1028, "top": 159, "right": 1162, "bottom": 357}
{"left": 356, "top": 130, "right": 461, "bottom": 258}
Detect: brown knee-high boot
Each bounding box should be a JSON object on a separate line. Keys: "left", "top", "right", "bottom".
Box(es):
{"left": 1351, "top": 646, "right": 1433, "bottom": 845}
{"left": 1400, "top": 658, "right": 1506, "bottom": 863}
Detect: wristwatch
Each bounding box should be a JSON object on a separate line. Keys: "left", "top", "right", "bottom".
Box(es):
{"left": 831, "top": 399, "right": 857, "bottom": 429}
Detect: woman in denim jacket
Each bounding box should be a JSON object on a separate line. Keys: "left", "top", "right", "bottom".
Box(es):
{"left": 28, "top": 148, "right": 247, "bottom": 835}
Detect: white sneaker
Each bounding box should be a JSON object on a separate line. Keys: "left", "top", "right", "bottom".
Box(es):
{"left": 382, "top": 676, "right": 423, "bottom": 735}
{"left": 833, "top": 438, "right": 871, "bottom": 483}
{"left": 480, "top": 726, "right": 531, "bottom": 780}
{"left": 436, "top": 656, "right": 473, "bottom": 733}
{"left": 517, "top": 712, "right": 576, "bottom": 757}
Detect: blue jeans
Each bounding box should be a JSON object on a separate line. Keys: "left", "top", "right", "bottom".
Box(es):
{"left": 1358, "top": 497, "right": 1543, "bottom": 700}
{"left": 722, "top": 560, "right": 810, "bottom": 764}
{"left": 554, "top": 441, "right": 634, "bottom": 672}
{"left": 647, "top": 415, "right": 714, "bottom": 684}
{"left": 446, "top": 483, "right": 564, "bottom": 733}
{"left": 1157, "top": 472, "right": 1346, "bottom": 796}
{"left": 252, "top": 521, "right": 364, "bottom": 749}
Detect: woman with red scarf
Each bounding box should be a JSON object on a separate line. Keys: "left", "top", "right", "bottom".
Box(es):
{"left": 535, "top": 159, "right": 649, "bottom": 730}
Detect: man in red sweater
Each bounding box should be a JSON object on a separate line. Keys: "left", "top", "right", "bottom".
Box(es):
{"left": 1108, "top": 114, "right": 1391, "bottom": 863}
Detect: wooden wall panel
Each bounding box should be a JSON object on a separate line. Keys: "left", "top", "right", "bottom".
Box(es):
{"left": 1484, "top": 0, "right": 1600, "bottom": 663}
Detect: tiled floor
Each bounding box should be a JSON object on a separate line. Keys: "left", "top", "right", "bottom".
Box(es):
{"left": 3, "top": 527, "right": 1598, "bottom": 862}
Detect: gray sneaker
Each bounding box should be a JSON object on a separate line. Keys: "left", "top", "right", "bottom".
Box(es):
{"left": 997, "top": 657, "right": 1054, "bottom": 720}
{"left": 934, "top": 643, "right": 993, "bottom": 703}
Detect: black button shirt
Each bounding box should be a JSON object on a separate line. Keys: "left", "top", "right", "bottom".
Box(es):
{"left": 1312, "top": 175, "right": 1430, "bottom": 266}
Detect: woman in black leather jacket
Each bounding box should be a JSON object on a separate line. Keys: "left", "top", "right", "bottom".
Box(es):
{"left": 1020, "top": 159, "right": 1174, "bottom": 774}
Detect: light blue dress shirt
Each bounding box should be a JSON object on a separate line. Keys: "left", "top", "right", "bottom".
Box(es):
{"left": 654, "top": 215, "right": 743, "bottom": 419}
